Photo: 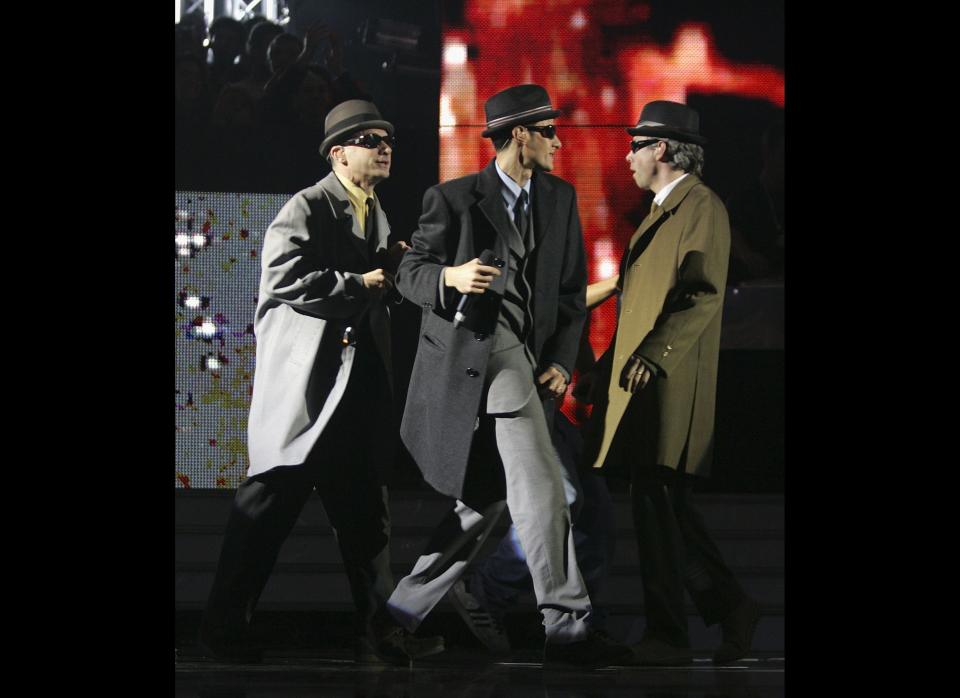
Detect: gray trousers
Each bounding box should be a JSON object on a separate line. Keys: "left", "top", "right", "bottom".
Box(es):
{"left": 388, "top": 342, "right": 592, "bottom": 643}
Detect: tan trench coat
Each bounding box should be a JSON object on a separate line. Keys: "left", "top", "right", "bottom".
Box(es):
{"left": 587, "top": 174, "right": 730, "bottom": 478}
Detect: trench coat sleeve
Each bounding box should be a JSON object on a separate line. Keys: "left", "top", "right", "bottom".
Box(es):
{"left": 537, "top": 190, "right": 588, "bottom": 377}
{"left": 259, "top": 192, "right": 371, "bottom": 319}
{"left": 633, "top": 195, "right": 730, "bottom": 378}
{"left": 395, "top": 185, "right": 458, "bottom": 310}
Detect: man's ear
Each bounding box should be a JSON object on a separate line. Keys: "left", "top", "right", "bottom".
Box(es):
{"left": 653, "top": 141, "right": 666, "bottom": 162}
{"left": 512, "top": 125, "right": 527, "bottom": 145}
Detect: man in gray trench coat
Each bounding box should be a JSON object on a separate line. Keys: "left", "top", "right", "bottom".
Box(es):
{"left": 385, "top": 84, "right": 631, "bottom": 669}
{"left": 582, "top": 100, "right": 761, "bottom": 666}
{"left": 198, "top": 100, "right": 442, "bottom": 664}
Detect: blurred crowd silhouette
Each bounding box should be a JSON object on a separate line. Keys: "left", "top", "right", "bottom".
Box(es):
{"left": 175, "top": 14, "right": 369, "bottom": 194}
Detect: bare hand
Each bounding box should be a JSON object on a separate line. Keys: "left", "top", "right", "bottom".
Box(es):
{"left": 444, "top": 258, "right": 501, "bottom": 294}
{"left": 362, "top": 268, "right": 394, "bottom": 295}
{"left": 537, "top": 366, "right": 567, "bottom": 399}
{"left": 619, "top": 355, "right": 652, "bottom": 394}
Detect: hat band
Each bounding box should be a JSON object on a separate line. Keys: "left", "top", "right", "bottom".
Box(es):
{"left": 327, "top": 111, "right": 386, "bottom": 138}
{"left": 485, "top": 104, "right": 555, "bottom": 130}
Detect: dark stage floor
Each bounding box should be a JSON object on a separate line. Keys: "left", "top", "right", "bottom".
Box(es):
{"left": 175, "top": 648, "right": 785, "bottom": 697}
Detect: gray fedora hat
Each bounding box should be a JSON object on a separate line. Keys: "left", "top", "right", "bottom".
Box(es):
{"left": 481, "top": 84, "right": 561, "bottom": 137}
{"left": 626, "top": 100, "right": 707, "bottom": 145}
{"left": 319, "top": 99, "right": 394, "bottom": 157}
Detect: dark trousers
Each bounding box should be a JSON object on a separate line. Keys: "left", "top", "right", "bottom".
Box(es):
{"left": 201, "top": 338, "right": 396, "bottom": 642}
{"left": 631, "top": 469, "right": 745, "bottom": 647}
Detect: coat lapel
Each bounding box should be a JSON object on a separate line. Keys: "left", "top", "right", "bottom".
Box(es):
{"left": 626, "top": 174, "right": 702, "bottom": 252}
{"left": 317, "top": 172, "right": 370, "bottom": 261}
{"left": 474, "top": 161, "right": 514, "bottom": 295}
{"left": 476, "top": 160, "right": 514, "bottom": 243}
{"left": 531, "top": 169, "right": 556, "bottom": 248}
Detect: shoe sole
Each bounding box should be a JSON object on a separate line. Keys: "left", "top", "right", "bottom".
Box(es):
{"left": 712, "top": 603, "right": 761, "bottom": 665}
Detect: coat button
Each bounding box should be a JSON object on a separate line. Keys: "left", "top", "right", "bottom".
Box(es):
{"left": 466, "top": 368, "right": 480, "bottom": 377}
{"left": 474, "top": 333, "right": 487, "bottom": 341}
{"left": 662, "top": 352, "right": 669, "bottom": 357}
{"left": 422, "top": 302, "right": 433, "bottom": 309}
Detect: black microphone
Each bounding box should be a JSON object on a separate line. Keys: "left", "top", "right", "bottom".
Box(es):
{"left": 453, "top": 249, "right": 498, "bottom": 329}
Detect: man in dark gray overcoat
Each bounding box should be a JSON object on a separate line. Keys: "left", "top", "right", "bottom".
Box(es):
{"left": 386, "top": 84, "right": 630, "bottom": 669}
{"left": 198, "top": 100, "right": 441, "bottom": 665}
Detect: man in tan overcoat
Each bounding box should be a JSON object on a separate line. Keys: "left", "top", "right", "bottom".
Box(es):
{"left": 582, "top": 101, "right": 761, "bottom": 666}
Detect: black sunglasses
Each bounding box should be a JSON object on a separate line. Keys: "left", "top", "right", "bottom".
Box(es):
{"left": 341, "top": 133, "right": 396, "bottom": 150}
{"left": 630, "top": 139, "right": 661, "bottom": 153}
{"left": 524, "top": 124, "right": 557, "bottom": 139}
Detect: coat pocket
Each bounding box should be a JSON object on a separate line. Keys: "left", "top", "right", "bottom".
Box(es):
{"left": 421, "top": 332, "right": 446, "bottom": 352}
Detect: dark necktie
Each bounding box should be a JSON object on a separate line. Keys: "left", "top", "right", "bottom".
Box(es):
{"left": 365, "top": 197, "right": 378, "bottom": 258}
{"left": 514, "top": 189, "right": 529, "bottom": 244}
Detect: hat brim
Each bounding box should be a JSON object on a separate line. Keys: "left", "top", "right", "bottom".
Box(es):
{"left": 481, "top": 109, "right": 562, "bottom": 138}
{"left": 626, "top": 124, "right": 707, "bottom": 145}
{"left": 320, "top": 119, "right": 395, "bottom": 156}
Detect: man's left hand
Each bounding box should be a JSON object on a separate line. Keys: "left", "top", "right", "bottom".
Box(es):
{"left": 620, "top": 354, "right": 653, "bottom": 394}
{"left": 537, "top": 366, "right": 567, "bottom": 399}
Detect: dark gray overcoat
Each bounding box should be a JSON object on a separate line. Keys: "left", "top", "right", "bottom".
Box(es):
{"left": 396, "top": 159, "right": 587, "bottom": 501}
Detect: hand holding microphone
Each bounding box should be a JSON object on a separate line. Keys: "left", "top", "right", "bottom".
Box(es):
{"left": 445, "top": 249, "right": 502, "bottom": 328}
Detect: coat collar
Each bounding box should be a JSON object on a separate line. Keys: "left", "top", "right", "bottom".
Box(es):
{"left": 627, "top": 174, "right": 704, "bottom": 254}
{"left": 657, "top": 173, "right": 701, "bottom": 217}
{"left": 635, "top": 173, "right": 703, "bottom": 234}
{"left": 474, "top": 159, "right": 557, "bottom": 248}
{"left": 316, "top": 171, "right": 388, "bottom": 258}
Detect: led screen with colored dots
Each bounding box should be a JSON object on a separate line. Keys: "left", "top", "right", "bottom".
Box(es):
{"left": 175, "top": 192, "right": 284, "bottom": 489}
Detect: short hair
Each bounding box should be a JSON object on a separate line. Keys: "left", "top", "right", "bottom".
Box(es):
{"left": 662, "top": 139, "right": 704, "bottom": 178}
{"left": 326, "top": 126, "right": 363, "bottom": 164}
{"left": 487, "top": 127, "right": 516, "bottom": 151}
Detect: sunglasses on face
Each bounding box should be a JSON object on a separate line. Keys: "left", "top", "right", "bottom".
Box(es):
{"left": 524, "top": 124, "right": 557, "bottom": 139}
{"left": 630, "top": 139, "right": 661, "bottom": 153}
{"left": 341, "top": 133, "right": 396, "bottom": 150}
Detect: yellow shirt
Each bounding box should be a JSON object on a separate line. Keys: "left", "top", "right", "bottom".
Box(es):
{"left": 334, "top": 171, "right": 377, "bottom": 234}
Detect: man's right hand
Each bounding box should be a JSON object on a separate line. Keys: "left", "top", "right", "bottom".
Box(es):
{"left": 443, "top": 258, "right": 502, "bottom": 294}
{"left": 362, "top": 268, "right": 394, "bottom": 295}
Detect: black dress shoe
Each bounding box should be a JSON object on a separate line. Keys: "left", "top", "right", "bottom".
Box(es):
{"left": 356, "top": 626, "right": 445, "bottom": 665}
{"left": 197, "top": 630, "right": 264, "bottom": 663}
{"left": 713, "top": 597, "right": 761, "bottom": 665}
{"left": 543, "top": 628, "right": 634, "bottom": 670}
{"left": 629, "top": 637, "right": 694, "bottom": 666}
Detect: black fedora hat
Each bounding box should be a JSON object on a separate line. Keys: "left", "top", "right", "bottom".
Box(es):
{"left": 481, "top": 84, "right": 561, "bottom": 137}
{"left": 626, "top": 100, "right": 707, "bottom": 145}
{"left": 319, "top": 99, "right": 394, "bottom": 157}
